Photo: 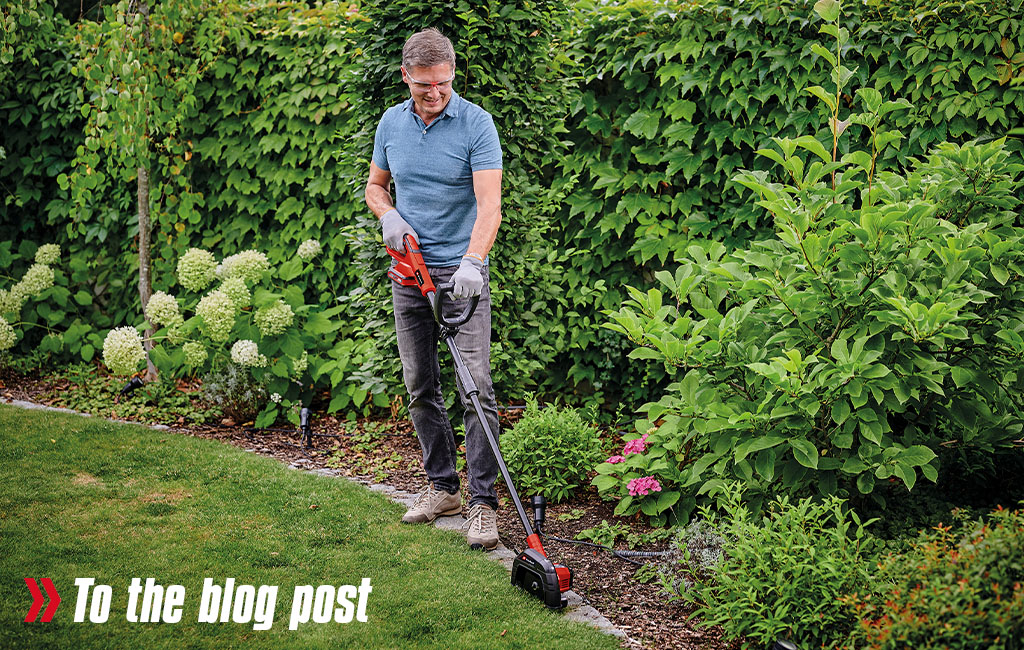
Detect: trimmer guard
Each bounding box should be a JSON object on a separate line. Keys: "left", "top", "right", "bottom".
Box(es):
{"left": 511, "top": 548, "right": 571, "bottom": 610}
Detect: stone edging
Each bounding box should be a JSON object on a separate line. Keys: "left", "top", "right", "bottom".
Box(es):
{"left": 1, "top": 397, "right": 637, "bottom": 646}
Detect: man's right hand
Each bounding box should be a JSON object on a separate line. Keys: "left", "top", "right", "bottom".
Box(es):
{"left": 380, "top": 209, "right": 418, "bottom": 251}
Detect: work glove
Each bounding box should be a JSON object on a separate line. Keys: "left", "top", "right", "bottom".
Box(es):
{"left": 451, "top": 255, "right": 485, "bottom": 299}
{"left": 380, "top": 209, "right": 418, "bottom": 251}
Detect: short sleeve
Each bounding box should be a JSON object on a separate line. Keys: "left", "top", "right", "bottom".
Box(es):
{"left": 469, "top": 114, "right": 502, "bottom": 171}
{"left": 371, "top": 116, "right": 390, "bottom": 171}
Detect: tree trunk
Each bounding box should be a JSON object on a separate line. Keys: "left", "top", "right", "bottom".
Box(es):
{"left": 138, "top": 164, "right": 158, "bottom": 382}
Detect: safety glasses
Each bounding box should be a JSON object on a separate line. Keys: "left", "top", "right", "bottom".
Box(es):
{"left": 402, "top": 67, "right": 455, "bottom": 92}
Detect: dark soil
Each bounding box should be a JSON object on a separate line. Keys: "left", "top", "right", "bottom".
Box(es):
{"left": 0, "top": 368, "right": 735, "bottom": 650}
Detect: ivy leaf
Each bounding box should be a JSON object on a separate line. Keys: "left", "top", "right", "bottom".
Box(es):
{"left": 622, "top": 109, "right": 661, "bottom": 140}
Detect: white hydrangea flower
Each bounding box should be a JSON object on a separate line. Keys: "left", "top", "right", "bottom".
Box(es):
{"left": 195, "top": 290, "right": 236, "bottom": 342}
{"left": 18, "top": 263, "right": 54, "bottom": 294}
{"left": 291, "top": 350, "right": 308, "bottom": 376}
{"left": 219, "top": 276, "right": 251, "bottom": 309}
{"left": 230, "top": 339, "right": 267, "bottom": 367}
{"left": 145, "top": 291, "right": 182, "bottom": 328}
{"left": 221, "top": 250, "right": 270, "bottom": 283}
{"left": 0, "top": 289, "right": 18, "bottom": 316}
{"left": 0, "top": 316, "right": 16, "bottom": 351}
{"left": 177, "top": 248, "right": 218, "bottom": 292}
{"left": 182, "top": 341, "right": 208, "bottom": 367}
{"left": 1, "top": 284, "right": 28, "bottom": 317}
{"left": 270, "top": 392, "right": 282, "bottom": 403}
{"left": 102, "top": 326, "right": 145, "bottom": 376}
{"left": 34, "top": 244, "right": 60, "bottom": 265}
{"left": 255, "top": 299, "right": 294, "bottom": 337}
{"left": 297, "top": 239, "right": 322, "bottom": 261}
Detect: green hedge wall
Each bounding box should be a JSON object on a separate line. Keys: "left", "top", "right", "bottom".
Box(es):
{"left": 1, "top": 0, "right": 1022, "bottom": 416}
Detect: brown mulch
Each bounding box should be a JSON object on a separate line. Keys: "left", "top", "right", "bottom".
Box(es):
{"left": 0, "top": 369, "right": 734, "bottom": 650}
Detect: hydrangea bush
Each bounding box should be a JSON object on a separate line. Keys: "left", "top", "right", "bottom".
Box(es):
{"left": 0, "top": 243, "right": 61, "bottom": 354}
{"left": 100, "top": 240, "right": 378, "bottom": 425}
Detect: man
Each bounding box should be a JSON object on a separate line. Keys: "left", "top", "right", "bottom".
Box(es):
{"left": 364, "top": 28, "right": 503, "bottom": 550}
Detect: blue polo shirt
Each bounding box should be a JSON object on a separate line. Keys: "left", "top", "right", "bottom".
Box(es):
{"left": 371, "top": 91, "right": 503, "bottom": 266}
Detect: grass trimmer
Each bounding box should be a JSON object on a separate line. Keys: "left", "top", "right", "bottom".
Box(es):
{"left": 386, "top": 234, "right": 573, "bottom": 610}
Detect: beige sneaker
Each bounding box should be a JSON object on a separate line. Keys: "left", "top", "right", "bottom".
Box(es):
{"left": 463, "top": 503, "right": 498, "bottom": 550}
{"left": 402, "top": 485, "right": 461, "bottom": 524}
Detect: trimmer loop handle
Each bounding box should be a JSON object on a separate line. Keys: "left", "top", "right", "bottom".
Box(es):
{"left": 386, "top": 234, "right": 480, "bottom": 330}
{"left": 433, "top": 282, "right": 479, "bottom": 330}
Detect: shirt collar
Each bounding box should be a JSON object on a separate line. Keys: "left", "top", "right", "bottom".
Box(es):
{"left": 401, "top": 91, "right": 462, "bottom": 120}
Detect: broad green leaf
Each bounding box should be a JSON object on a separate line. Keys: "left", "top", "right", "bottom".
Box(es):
{"left": 814, "top": 0, "right": 840, "bottom": 22}
{"left": 789, "top": 438, "right": 819, "bottom": 469}
{"left": 831, "top": 399, "right": 851, "bottom": 425}
{"left": 857, "top": 472, "right": 875, "bottom": 494}
{"left": 894, "top": 463, "right": 917, "bottom": 491}
{"left": 806, "top": 85, "right": 837, "bottom": 112}
{"left": 897, "top": 445, "right": 937, "bottom": 467}
{"left": 656, "top": 490, "right": 680, "bottom": 513}
{"left": 622, "top": 109, "right": 661, "bottom": 140}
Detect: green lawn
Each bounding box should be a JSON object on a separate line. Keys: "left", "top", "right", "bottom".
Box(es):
{"left": 0, "top": 405, "right": 619, "bottom": 649}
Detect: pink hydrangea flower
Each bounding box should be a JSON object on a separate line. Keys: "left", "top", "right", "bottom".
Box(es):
{"left": 627, "top": 476, "right": 662, "bottom": 497}
{"left": 622, "top": 433, "right": 650, "bottom": 456}
{"left": 606, "top": 455, "right": 625, "bottom": 464}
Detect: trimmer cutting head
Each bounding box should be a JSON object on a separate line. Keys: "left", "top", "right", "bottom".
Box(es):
{"left": 511, "top": 549, "right": 572, "bottom": 610}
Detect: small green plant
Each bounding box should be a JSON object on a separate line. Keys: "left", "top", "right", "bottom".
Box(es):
{"left": 326, "top": 420, "right": 403, "bottom": 481}
{"left": 500, "top": 396, "right": 603, "bottom": 503}
{"left": 632, "top": 562, "right": 661, "bottom": 584}
{"left": 656, "top": 518, "right": 727, "bottom": 596}
{"left": 843, "top": 505, "right": 1024, "bottom": 650}
{"left": 556, "top": 508, "right": 586, "bottom": 522}
{"left": 675, "top": 483, "right": 877, "bottom": 650}
{"left": 625, "top": 527, "right": 673, "bottom": 549}
{"left": 48, "top": 365, "right": 216, "bottom": 426}
{"left": 200, "top": 362, "right": 266, "bottom": 424}
{"left": 576, "top": 520, "right": 630, "bottom": 548}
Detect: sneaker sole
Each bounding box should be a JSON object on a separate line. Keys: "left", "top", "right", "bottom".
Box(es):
{"left": 401, "top": 504, "right": 463, "bottom": 524}
{"left": 468, "top": 540, "right": 498, "bottom": 551}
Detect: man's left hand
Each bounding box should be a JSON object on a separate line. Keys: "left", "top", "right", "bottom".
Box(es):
{"left": 452, "top": 255, "right": 485, "bottom": 298}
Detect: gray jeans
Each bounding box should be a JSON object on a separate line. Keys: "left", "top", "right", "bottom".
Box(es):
{"left": 391, "top": 265, "right": 500, "bottom": 510}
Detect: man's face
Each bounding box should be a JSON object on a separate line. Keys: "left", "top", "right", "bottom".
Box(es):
{"left": 401, "top": 63, "right": 455, "bottom": 123}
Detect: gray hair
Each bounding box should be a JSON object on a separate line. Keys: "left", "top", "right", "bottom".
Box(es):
{"left": 402, "top": 28, "right": 456, "bottom": 71}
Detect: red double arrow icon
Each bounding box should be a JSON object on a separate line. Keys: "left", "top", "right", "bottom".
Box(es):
{"left": 24, "top": 578, "right": 60, "bottom": 622}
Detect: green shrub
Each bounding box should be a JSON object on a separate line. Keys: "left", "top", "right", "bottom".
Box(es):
{"left": 552, "top": 0, "right": 1024, "bottom": 410}
{"left": 675, "top": 484, "right": 876, "bottom": 650}
{"left": 597, "top": 1, "right": 1024, "bottom": 522}
{"left": 500, "top": 396, "right": 603, "bottom": 503}
{"left": 200, "top": 362, "right": 266, "bottom": 425}
{"left": 843, "top": 505, "right": 1024, "bottom": 650}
